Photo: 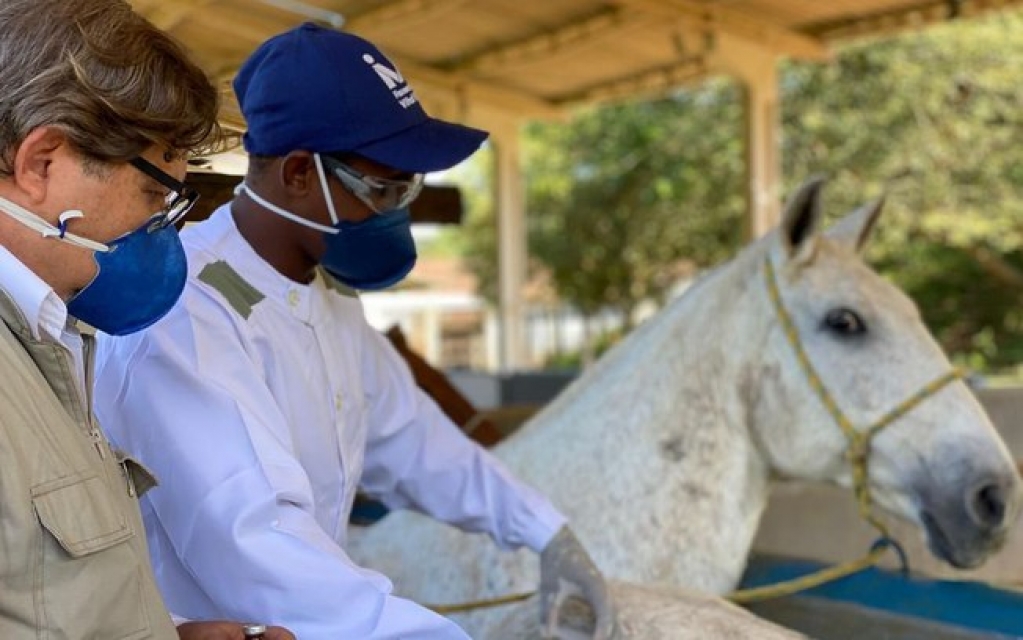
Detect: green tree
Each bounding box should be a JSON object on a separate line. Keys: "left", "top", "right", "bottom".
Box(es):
{"left": 782, "top": 11, "right": 1023, "bottom": 370}
{"left": 449, "top": 87, "right": 748, "bottom": 323}
{"left": 440, "top": 144, "right": 500, "bottom": 302}
{"left": 450, "top": 10, "right": 1023, "bottom": 371}
{"left": 523, "top": 81, "right": 746, "bottom": 325}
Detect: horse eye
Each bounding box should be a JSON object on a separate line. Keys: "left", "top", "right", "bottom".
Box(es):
{"left": 824, "top": 308, "right": 866, "bottom": 335}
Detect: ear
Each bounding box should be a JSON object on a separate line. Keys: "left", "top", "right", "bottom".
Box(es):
{"left": 11, "top": 126, "right": 67, "bottom": 204}
{"left": 824, "top": 197, "right": 884, "bottom": 253}
{"left": 780, "top": 175, "right": 826, "bottom": 264}
{"left": 278, "top": 151, "right": 317, "bottom": 196}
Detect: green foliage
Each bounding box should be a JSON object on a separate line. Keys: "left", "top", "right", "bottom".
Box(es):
{"left": 543, "top": 327, "right": 624, "bottom": 369}
{"left": 443, "top": 145, "right": 500, "bottom": 302}
{"left": 448, "top": 10, "right": 1023, "bottom": 372}
{"left": 523, "top": 81, "right": 747, "bottom": 320}
{"left": 782, "top": 12, "right": 1023, "bottom": 371}
{"left": 415, "top": 223, "right": 465, "bottom": 259}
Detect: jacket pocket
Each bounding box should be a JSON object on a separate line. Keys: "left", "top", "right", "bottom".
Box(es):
{"left": 33, "top": 473, "right": 152, "bottom": 640}
{"left": 33, "top": 472, "right": 133, "bottom": 556}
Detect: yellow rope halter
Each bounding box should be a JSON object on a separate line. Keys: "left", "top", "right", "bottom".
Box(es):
{"left": 424, "top": 257, "right": 963, "bottom": 613}
{"left": 728, "top": 258, "right": 963, "bottom": 604}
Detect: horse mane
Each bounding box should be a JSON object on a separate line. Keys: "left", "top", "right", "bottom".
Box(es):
{"left": 511, "top": 236, "right": 769, "bottom": 441}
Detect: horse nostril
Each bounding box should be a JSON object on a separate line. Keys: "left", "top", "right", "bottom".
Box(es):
{"left": 969, "top": 483, "right": 1007, "bottom": 529}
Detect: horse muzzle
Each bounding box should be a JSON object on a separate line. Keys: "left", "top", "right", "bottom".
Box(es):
{"left": 918, "top": 472, "right": 1021, "bottom": 569}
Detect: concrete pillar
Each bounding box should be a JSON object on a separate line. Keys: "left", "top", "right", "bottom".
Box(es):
{"left": 710, "top": 34, "right": 782, "bottom": 239}
{"left": 742, "top": 64, "right": 781, "bottom": 238}
{"left": 418, "top": 91, "right": 531, "bottom": 373}
{"left": 489, "top": 117, "right": 528, "bottom": 371}
{"left": 422, "top": 305, "right": 441, "bottom": 364}
{"left": 483, "top": 308, "right": 500, "bottom": 371}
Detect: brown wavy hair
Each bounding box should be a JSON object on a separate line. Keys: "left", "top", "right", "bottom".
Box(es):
{"left": 0, "top": 0, "right": 224, "bottom": 176}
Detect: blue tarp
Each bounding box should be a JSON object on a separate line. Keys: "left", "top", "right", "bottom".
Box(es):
{"left": 741, "top": 554, "right": 1023, "bottom": 636}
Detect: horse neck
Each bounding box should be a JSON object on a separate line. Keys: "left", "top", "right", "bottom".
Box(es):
{"left": 496, "top": 244, "right": 777, "bottom": 591}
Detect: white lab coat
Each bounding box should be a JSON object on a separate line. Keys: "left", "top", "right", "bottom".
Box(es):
{"left": 93, "top": 204, "right": 565, "bottom": 639}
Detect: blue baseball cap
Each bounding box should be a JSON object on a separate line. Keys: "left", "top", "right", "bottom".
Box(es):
{"left": 234, "top": 23, "right": 488, "bottom": 172}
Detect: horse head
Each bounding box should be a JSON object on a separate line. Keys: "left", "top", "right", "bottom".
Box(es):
{"left": 749, "top": 177, "right": 1022, "bottom": 568}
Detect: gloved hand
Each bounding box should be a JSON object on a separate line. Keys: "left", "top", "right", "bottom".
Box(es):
{"left": 539, "top": 526, "right": 617, "bottom": 639}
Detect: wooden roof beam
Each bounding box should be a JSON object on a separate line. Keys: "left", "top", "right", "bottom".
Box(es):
{"left": 344, "top": 0, "right": 472, "bottom": 33}
{"left": 611, "top": 0, "right": 830, "bottom": 61}
{"left": 140, "top": 0, "right": 218, "bottom": 32}
{"left": 180, "top": 9, "right": 296, "bottom": 45}
{"left": 392, "top": 56, "right": 564, "bottom": 120}
{"left": 216, "top": 100, "right": 247, "bottom": 134}
{"left": 214, "top": 54, "right": 563, "bottom": 129}
{"left": 209, "top": 0, "right": 567, "bottom": 126}
{"left": 455, "top": 8, "right": 651, "bottom": 73}
{"left": 556, "top": 56, "right": 708, "bottom": 107}
{"left": 804, "top": 0, "right": 1023, "bottom": 41}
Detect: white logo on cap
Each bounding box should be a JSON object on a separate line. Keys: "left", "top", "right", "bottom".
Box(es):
{"left": 363, "top": 53, "right": 418, "bottom": 109}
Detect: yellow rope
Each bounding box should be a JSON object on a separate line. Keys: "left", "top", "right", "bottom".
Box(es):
{"left": 421, "top": 260, "right": 963, "bottom": 615}
{"left": 427, "top": 539, "right": 905, "bottom": 612}
{"left": 425, "top": 544, "right": 895, "bottom": 613}
{"left": 727, "top": 544, "right": 890, "bottom": 604}
{"left": 763, "top": 258, "right": 961, "bottom": 540}
{"left": 426, "top": 589, "right": 535, "bottom": 615}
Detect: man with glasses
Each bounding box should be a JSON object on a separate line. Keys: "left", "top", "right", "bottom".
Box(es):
{"left": 93, "top": 23, "right": 617, "bottom": 639}
{"left": 0, "top": 1, "right": 293, "bottom": 639}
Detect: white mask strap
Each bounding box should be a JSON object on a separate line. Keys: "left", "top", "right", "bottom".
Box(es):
{"left": 235, "top": 179, "right": 340, "bottom": 235}
{"left": 0, "top": 196, "right": 109, "bottom": 252}
{"left": 312, "top": 153, "right": 341, "bottom": 226}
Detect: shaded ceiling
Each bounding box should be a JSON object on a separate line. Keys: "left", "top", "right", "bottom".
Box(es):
{"left": 129, "top": 0, "right": 1023, "bottom": 131}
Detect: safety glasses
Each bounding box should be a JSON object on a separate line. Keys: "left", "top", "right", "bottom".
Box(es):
{"left": 129, "top": 156, "right": 199, "bottom": 229}
{"left": 321, "top": 155, "right": 424, "bottom": 214}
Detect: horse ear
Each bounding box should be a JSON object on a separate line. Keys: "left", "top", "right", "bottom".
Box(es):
{"left": 780, "top": 175, "right": 826, "bottom": 262}
{"left": 825, "top": 197, "right": 885, "bottom": 253}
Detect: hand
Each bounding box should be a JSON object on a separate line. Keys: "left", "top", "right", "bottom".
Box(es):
{"left": 539, "top": 526, "right": 617, "bottom": 639}
{"left": 176, "top": 621, "right": 296, "bottom": 640}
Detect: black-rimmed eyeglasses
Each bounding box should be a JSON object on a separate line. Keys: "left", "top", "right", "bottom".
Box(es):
{"left": 129, "top": 156, "right": 199, "bottom": 229}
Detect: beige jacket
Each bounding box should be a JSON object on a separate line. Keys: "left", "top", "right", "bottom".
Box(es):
{"left": 0, "top": 291, "right": 178, "bottom": 640}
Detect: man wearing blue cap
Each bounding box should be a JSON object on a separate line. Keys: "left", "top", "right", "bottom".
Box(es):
{"left": 93, "top": 23, "right": 616, "bottom": 639}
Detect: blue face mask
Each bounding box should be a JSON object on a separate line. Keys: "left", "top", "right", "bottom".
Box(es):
{"left": 236, "top": 153, "right": 418, "bottom": 291}
{"left": 320, "top": 208, "right": 416, "bottom": 291}
{"left": 0, "top": 197, "right": 187, "bottom": 336}
{"left": 67, "top": 222, "right": 187, "bottom": 335}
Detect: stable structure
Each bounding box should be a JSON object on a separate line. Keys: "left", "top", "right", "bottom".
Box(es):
{"left": 130, "top": 0, "right": 1023, "bottom": 368}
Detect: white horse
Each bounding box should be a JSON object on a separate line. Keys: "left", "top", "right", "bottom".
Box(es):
{"left": 349, "top": 178, "right": 1022, "bottom": 638}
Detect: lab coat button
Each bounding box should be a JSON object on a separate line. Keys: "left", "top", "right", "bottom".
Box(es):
{"left": 287, "top": 290, "right": 300, "bottom": 307}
